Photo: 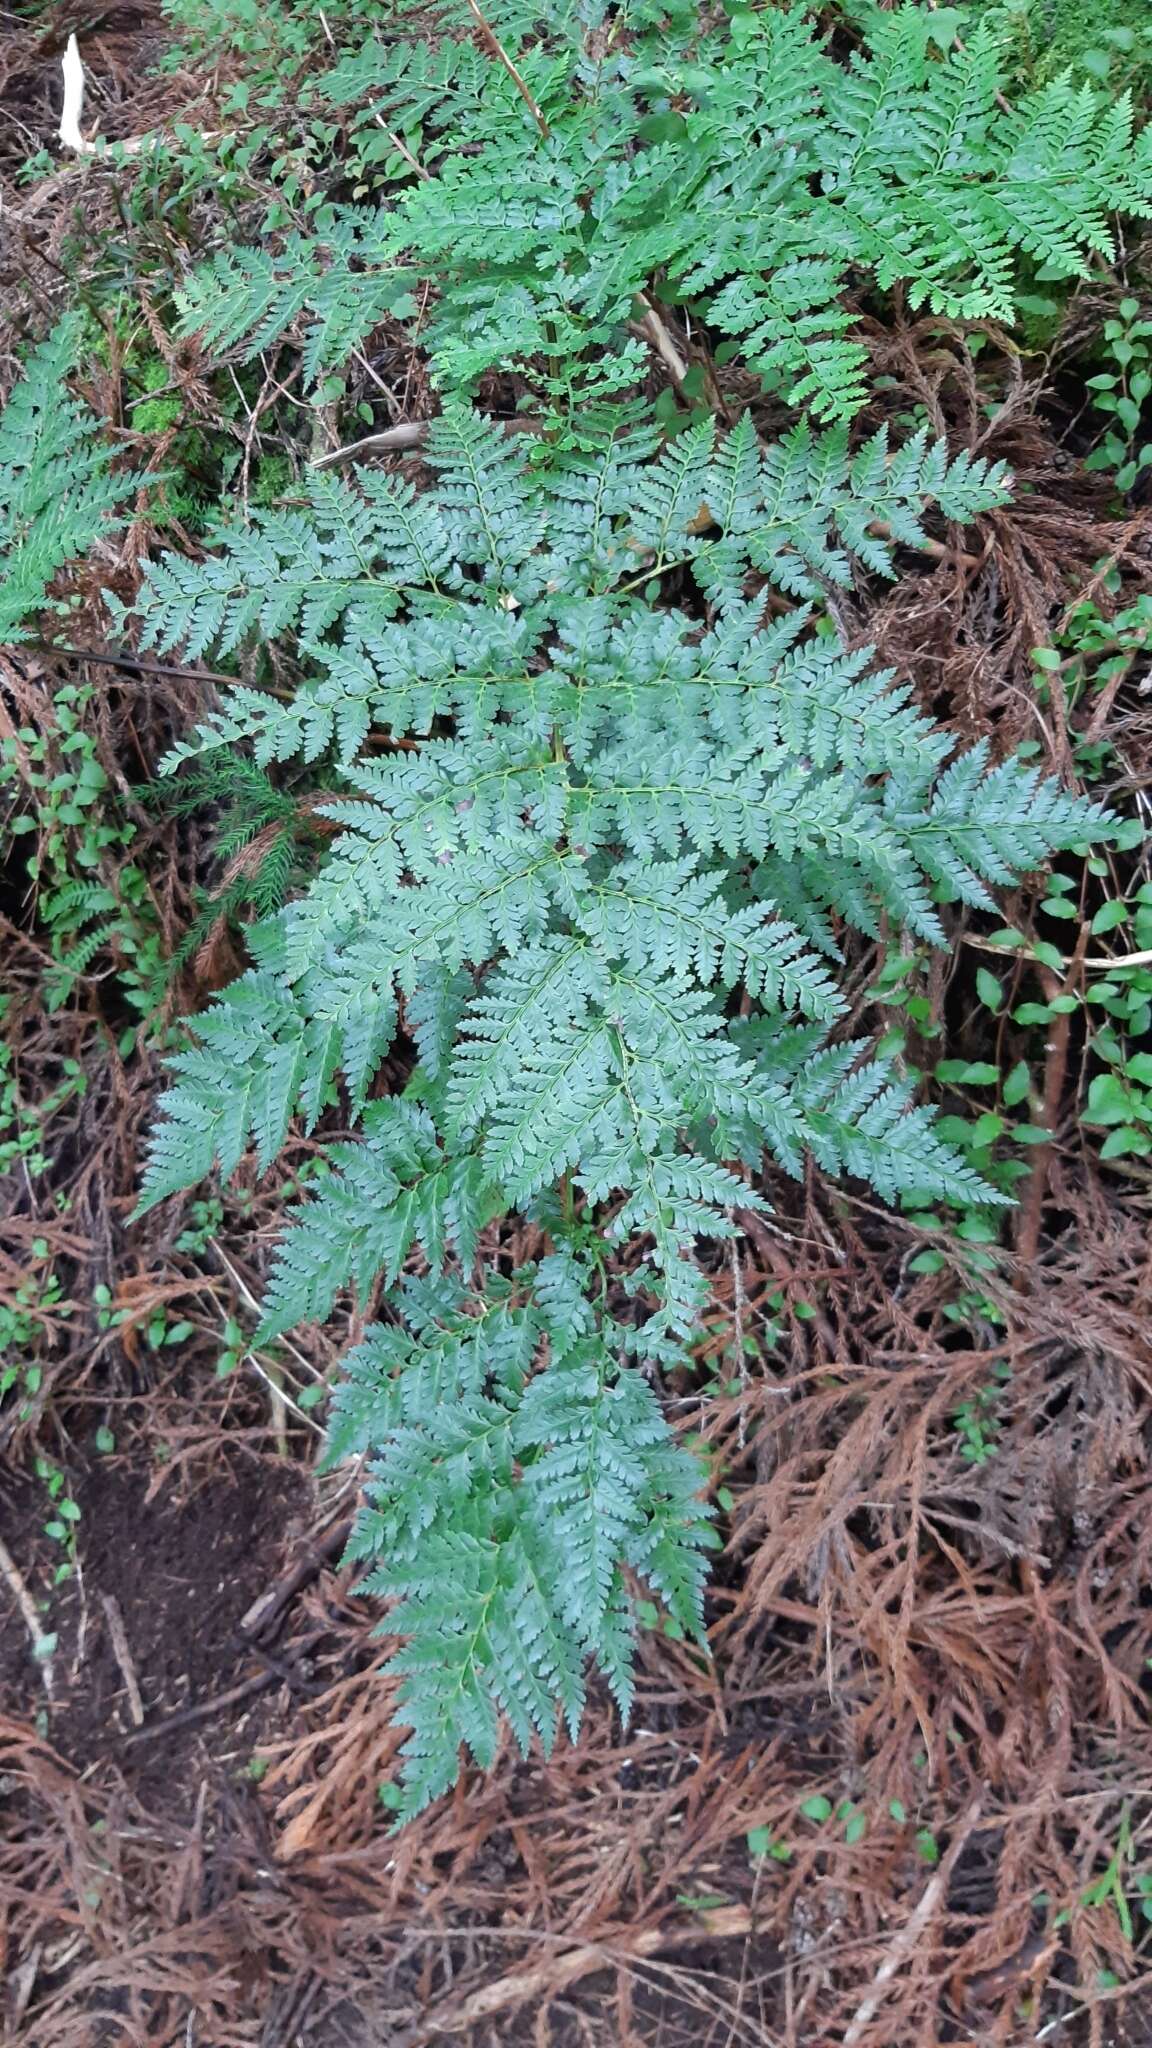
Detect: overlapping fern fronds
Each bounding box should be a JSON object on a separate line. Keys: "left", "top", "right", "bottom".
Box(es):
{"left": 176, "top": 6, "right": 1152, "bottom": 421}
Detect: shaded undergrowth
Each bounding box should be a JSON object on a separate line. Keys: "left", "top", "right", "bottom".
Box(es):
{"left": 2, "top": 2, "right": 1152, "bottom": 2043}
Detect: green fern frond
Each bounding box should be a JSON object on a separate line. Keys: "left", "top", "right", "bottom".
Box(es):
{"left": 175, "top": 217, "right": 416, "bottom": 385}
{"left": 0, "top": 317, "right": 143, "bottom": 643}
{"left": 139, "top": 466, "right": 444, "bottom": 659}
{"left": 324, "top": 1255, "right": 711, "bottom": 1819}
{"left": 134, "top": 397, "right": 1110, "bottom": 1818}
{"left": 171, "top": 5, "right": 1152, "bottom": 424}
{"left": 257, "top": 1100, "right": 497, "bottom": 1339}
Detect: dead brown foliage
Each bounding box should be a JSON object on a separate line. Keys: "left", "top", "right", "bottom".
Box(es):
{"left": 2, "top": 1197, "right": 1150, "bottom": 2046}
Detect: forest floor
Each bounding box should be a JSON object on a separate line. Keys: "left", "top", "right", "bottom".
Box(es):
{"left": 2, "top": 4, "right": 1152, "bottom": 2045}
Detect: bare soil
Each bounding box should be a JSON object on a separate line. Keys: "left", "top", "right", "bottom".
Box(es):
{"left": 0, "top": 1451, "right": 308, "bottom": 1807}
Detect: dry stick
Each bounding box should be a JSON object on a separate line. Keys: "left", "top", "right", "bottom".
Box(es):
{"left": 58, "top": 31, "right": 224, "bottom": 156}
{"left": 1015, "top": 926, "right": 1088, "bottom": 1275}
{"left": 100, "top": 1594, "right": 145, "bottom": 1727}
{"left": 632, "top": 296, "right": 691, "bottom": 390}
{"left": 238, "top": 1519, "right": 352, "bottom": 1639}
{"left": 0, "top": 1538, "right": 54, "bottom": 1698}
{"left": 463, "top": 0, "right": 551, "bottom": 138}
{"left": 1035, "top": 1963, "right": 1152, "bottom": 2041}
{"left": 311, "top": 420, "right": 432, "bottom": 470}
{"left": 121, "top": 1670, "right": 276, "bottom": 1747}
{"left": 207, "top": 1239, "right": 314, "bottom": 1380}
{"left": 25, "top": 642, "right": 245, "bottom": 692}
{"left": 311, "top": 416, "right": 549, "bottom": 470}
{"left": 243, "top": 1349, "right": 323, "bottom": 1436}
{"left": 963, "top": 929, "right": 1152, "bottom": 974}
{"left": 59, "top": 32, "right": 166, "bottom": 155}
{"left": 309, "top": 320, "right": 690, "bottom": 469}
{"left": 1082, "top": 946, "right": 1152, "bottom": 971}
{"left": 840, "top": 1797, "right": 983, "bottom": 2048}
{"left": 868, "top": 516, "right": 985, "bottom": 571}
{"left": 206, "top": 1239, "right": 324, "bottom": 1433}
{"left": 373, "top": 112, "right": 429, "bottom": 181}
{"left": 397, "top": 1906, "right": 757, "bottom": 2045}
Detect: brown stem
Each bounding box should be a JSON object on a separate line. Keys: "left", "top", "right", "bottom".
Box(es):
{"left": 1014, "top": 925, "right": 1087, "bottom": 1276}
{"left": 0, "top": 1538, "right": 54, "bottom": 1700}
{"left": 239, "top": 1518, "right": 351, "bottom": 1638}
{"left": 630, "top": 295, "right": 689, "bottom": 388}
{"left": 464, "top": 0, "right": 551, "bottom": 138}
{"left": 393, "top": 1905, "right": 757, "bottom": 2044}
{"left": 121, "top": 1670, "right": 276, "bottom": 1746}
{"left": 841, "top": 1799, "right": 984, "bottom": 2047}
{"left": 311, "top": 416, "right": 547, "bottom": 471}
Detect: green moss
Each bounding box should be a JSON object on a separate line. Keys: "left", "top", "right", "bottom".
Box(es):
{"left": 133, "top": 359, "right": 182, "bottom": 438}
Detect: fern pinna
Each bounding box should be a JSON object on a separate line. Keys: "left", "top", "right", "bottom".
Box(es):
{"left": 176, "top": 4, "right": 1152, "bottom": 426}
{"left": 134, "top": 410, "right": 1109, "bottom": 1815}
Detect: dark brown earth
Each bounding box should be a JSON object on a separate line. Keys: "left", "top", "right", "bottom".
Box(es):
{"left": 0, "top": 1450, "right": 307, "bottom": 1807}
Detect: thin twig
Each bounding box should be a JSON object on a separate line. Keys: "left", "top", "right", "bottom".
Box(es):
{"left": 963, "top": 930, "right": 1152, "bottom": 973}
{"left": 100, "top": 1594, "right": 145, "bottom": 1727}
{"left": 463, "top": 0, "right": 551, "bottom": 138}
{"left": 0, "top": 1537, "right": 54, "bottom": 1698}
{"left": 841, "top": 1797, "right": 983, "bottom": 2047}
{"left": 631, "top": 296, "right": 690, "bottom": 389}
{"left": 310, "top": 416, "right": 548, "bottom": 470}
{"left": 239, "top": 1518, "right": 351, "bottom": 1638}
{"left": 23, "top": 642, "right": 242, "bottom": 692}
{"left": 869, "top": 516, "right": 985, "bottom": 571}
{"left": 1035, "top": 1964, "right": 1152, "bottom": 2040}
{"left": 395, "top": 1905, "right": 759, "bottom": 2044}
{"left": 205, "top": 1244, "right": 325, "bottom": 1438}
{"left": 58, "top": 32, "right": 223, "bottom": 156}
{"left": 729, "top": 1230, "right": 748, "bottom": 1451}
{"left": 311, "top": 421, "right": 430, "bottom": 469}
{"left": 121, "top": 1671, "right": 275, "bottom": 1746}
{"left": 373, "top": 112, "right": 429, "bottom": 180}
{"left": 1082, "top": 946, "right": 1152, "bottom": 971}
{"left": 243, "top": 1350, "right": 324, "bottom": 1435}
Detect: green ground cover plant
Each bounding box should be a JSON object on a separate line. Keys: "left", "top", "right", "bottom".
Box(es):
{"left": 176, "top": 1, "right": 1152, "bottom": 431}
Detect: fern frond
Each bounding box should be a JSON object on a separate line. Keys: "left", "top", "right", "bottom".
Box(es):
{"left": 139, "top": 465, "right": 451, "bottom": 658}
{"left": 328, "top": 1256, "right": 710, "bottom": 1818}
{"left": 566, "top": 858, "right": 844, "bottom": 1019}
{"left": 175, "top": 218, "right": 415, "bottom": 385}
{"left": 170, "top": 5, "right": 1152, "bottom": 418}
{"left": 897, "top": 745, "right": 1111, "bottom": 906}
{"left": 134, "top": 393, "right": 1113, "bottom": 1819}
{"left": 0, "top": 317, "right": 143, "bottom": 642}
{"left": 134, "top": 964, "right": 390, "bottom": 1212}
